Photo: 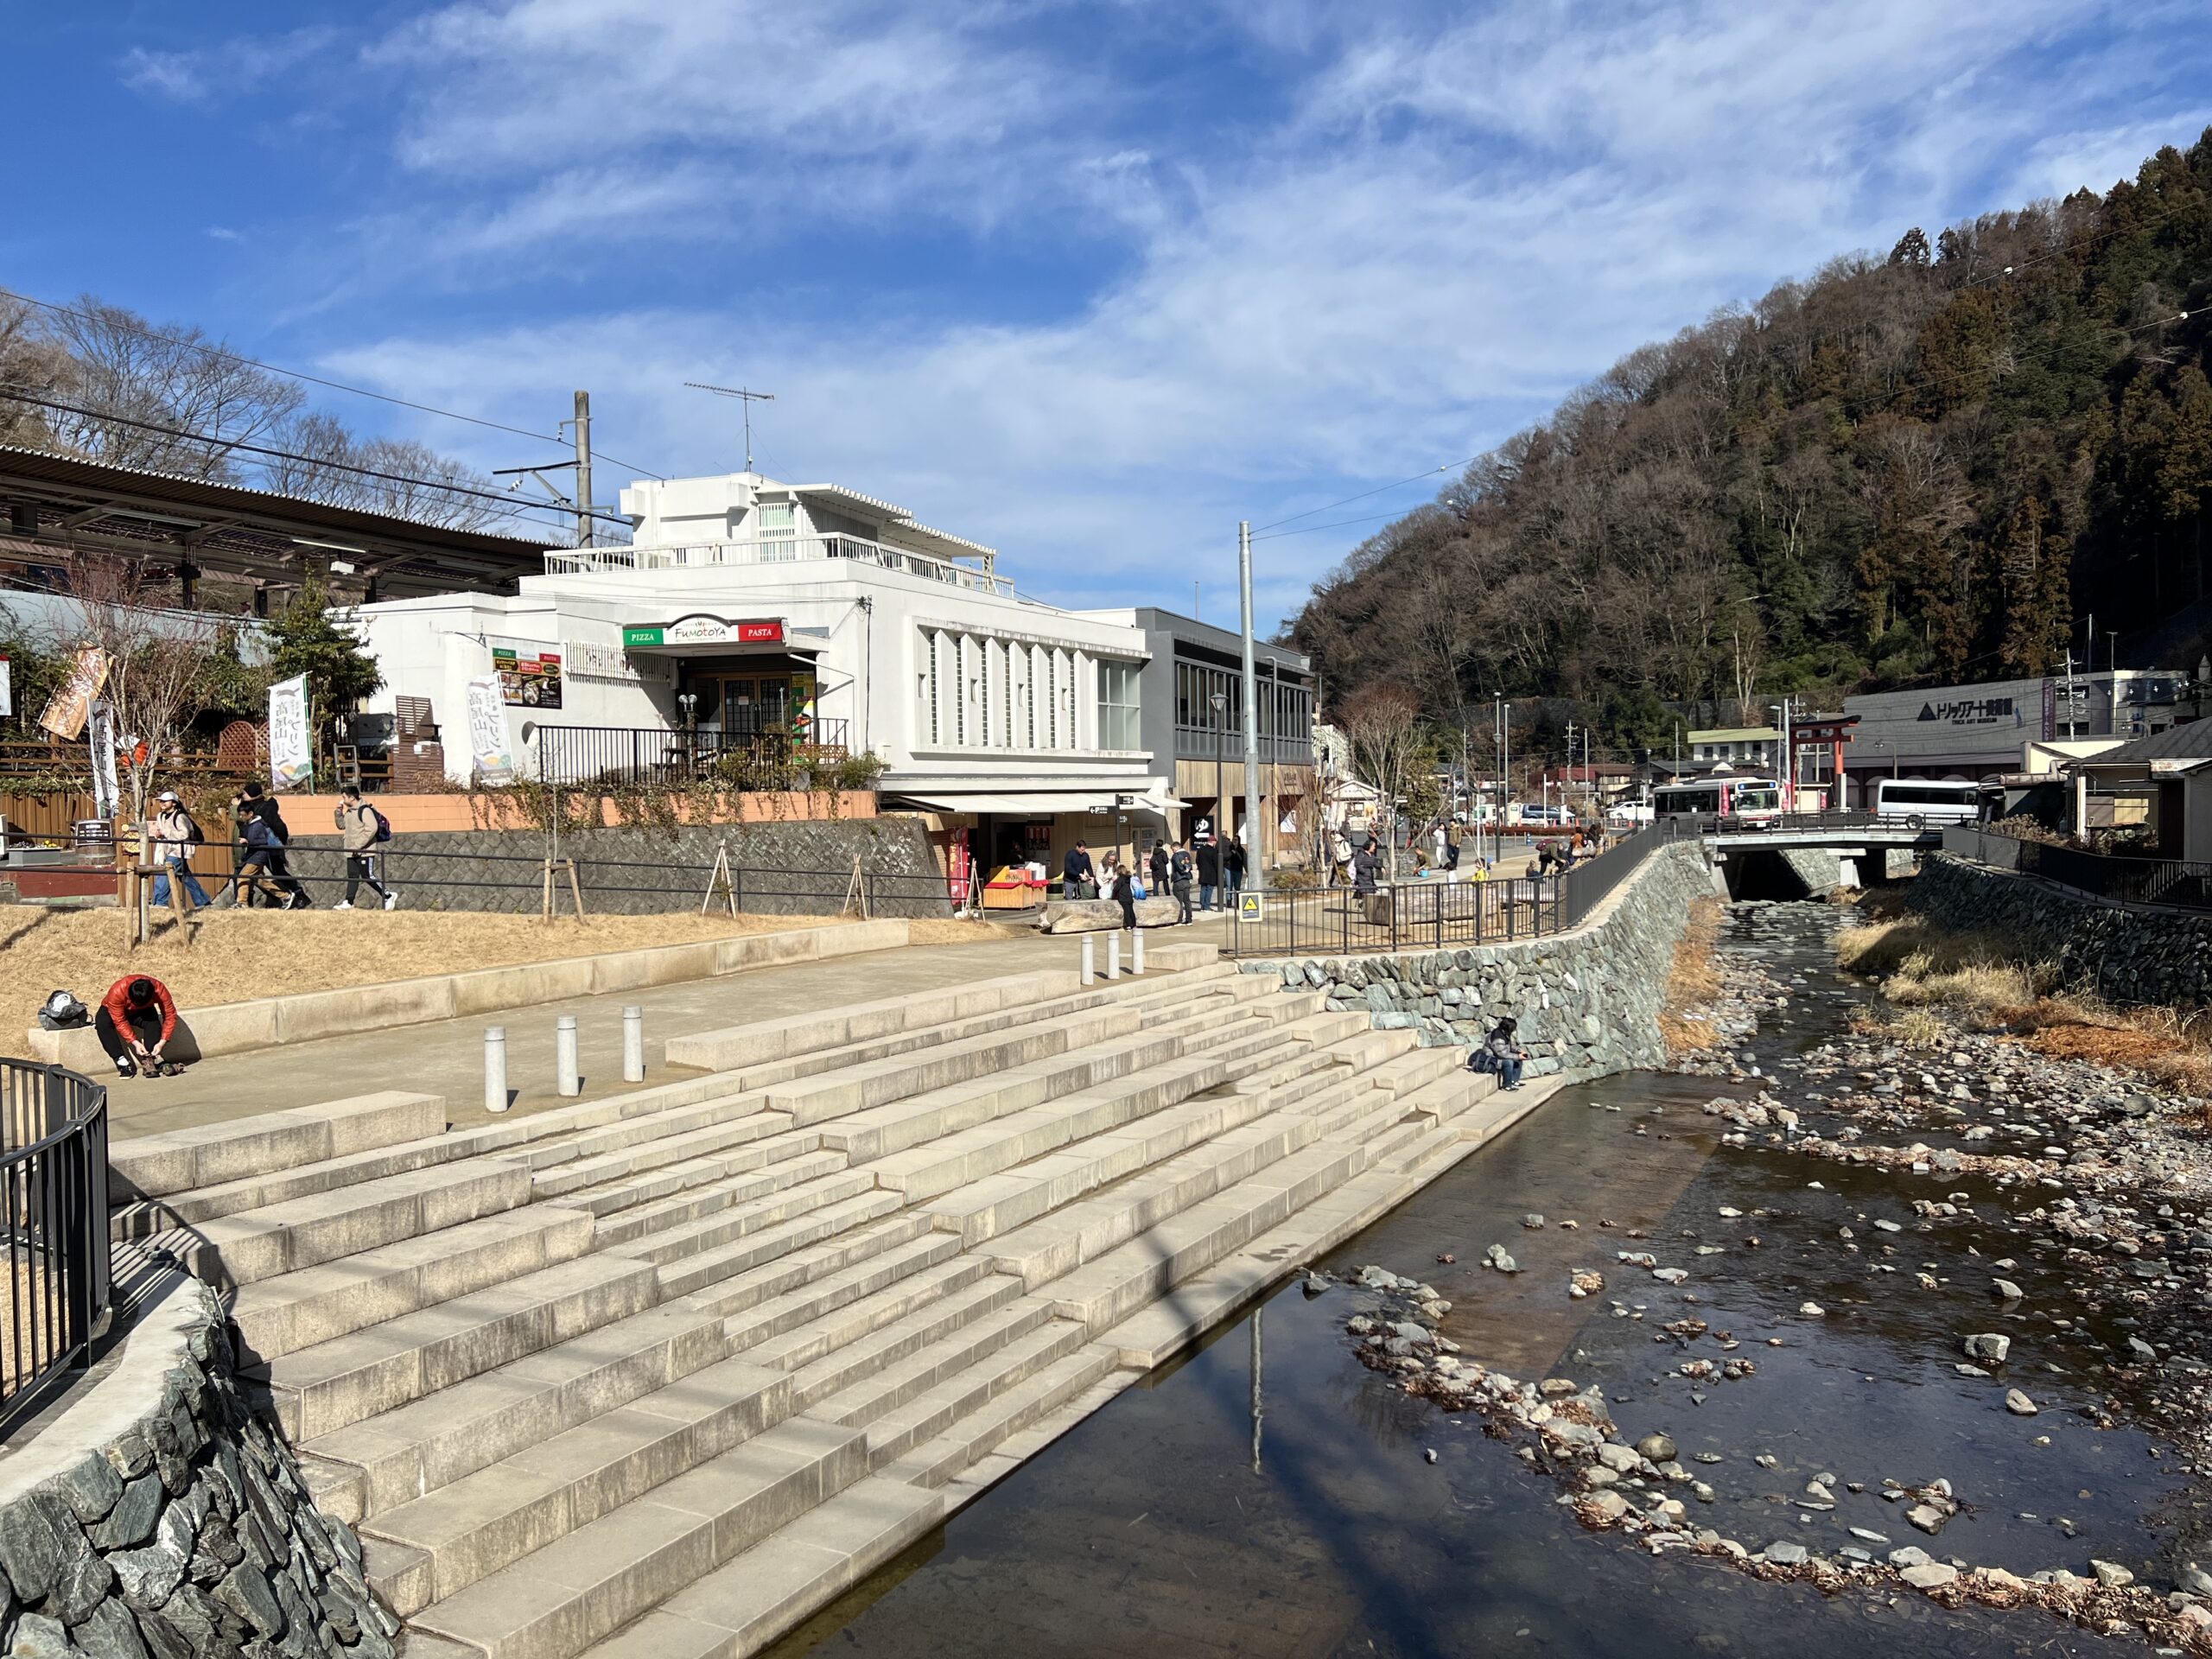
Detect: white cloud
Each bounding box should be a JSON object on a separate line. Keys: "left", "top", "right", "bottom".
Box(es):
{"left": 120, "top": 28, "right": 337, "bottom": 105}
{"left": 277, "top": 0, "right": 2212, "bottom": 631}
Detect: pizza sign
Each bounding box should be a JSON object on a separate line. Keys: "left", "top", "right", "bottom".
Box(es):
{"left": 623, "top": 617, "right": 785, "bottom": 648}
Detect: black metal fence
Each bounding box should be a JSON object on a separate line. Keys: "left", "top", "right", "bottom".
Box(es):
{"left": 0, "top": 1060, "right": 111, "bottom": 1440}
{"left": 200, "top": 842, "right": 957, "bottom": 919}
{"left": 535, "top": 721, "right": 854, "bottom": 789}
{"left": 1226, "top": 822, "right": 1684, "bottom": 957}
{"left": 1950, "top": 829, "right": 2212, "bottom": 910}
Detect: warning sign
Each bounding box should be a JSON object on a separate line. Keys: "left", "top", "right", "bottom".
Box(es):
{"left": 1238, "top": 893, "right": 1264, "bottom": 921}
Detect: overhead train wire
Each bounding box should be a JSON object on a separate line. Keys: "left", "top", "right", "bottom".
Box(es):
{"left": 0, "top": 285, "right": 667, "bottom": 480}
{"left": 0, "top": 390, "right": 632, "bottom": 537}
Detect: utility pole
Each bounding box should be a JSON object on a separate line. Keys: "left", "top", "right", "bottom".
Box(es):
{"left": 2063, "top": 650, "right": 2078, "bottom": 740}
{"left": 572, "top": 391, "right": 594, "bottom": 550}
{"left": 1238, "top": 522, "right": 1262, "bottom": 877}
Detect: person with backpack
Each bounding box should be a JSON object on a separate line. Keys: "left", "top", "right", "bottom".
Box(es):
{"left": 1169, "top": 839, "right": 1195, "bottom": 925}
{"left": 228, "top": 782, "right": 311, "bottom": 908}
{"left": 334, "top": 785, "right": 399, "bottom": 910}
{"left": 147, "top": 791, "right": 210, "bottom": 908}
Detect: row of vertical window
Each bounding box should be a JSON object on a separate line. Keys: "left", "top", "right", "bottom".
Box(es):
{"left": 918, "top": 630, "right": 1136, "bottom": 751}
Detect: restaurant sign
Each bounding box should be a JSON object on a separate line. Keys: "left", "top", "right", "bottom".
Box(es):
{"left": 622, "top": 616, "right": 785, "bottom": 648}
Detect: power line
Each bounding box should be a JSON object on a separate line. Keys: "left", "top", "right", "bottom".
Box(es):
{"left": 0, "top": 390, "right": 631, "bottom": 536}
{"left": 1252, "top": 455, "right": 1480, "bottom": 534}
{"left": 1253, "top": 506, "right": 1446, "bottom": 543}
{"left": 0, "top": 285, "right": 667, "bottom": 480}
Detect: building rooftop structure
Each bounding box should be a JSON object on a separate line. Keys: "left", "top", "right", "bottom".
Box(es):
{"left": 0, "top": 443, "right": 555, "bottom": 604}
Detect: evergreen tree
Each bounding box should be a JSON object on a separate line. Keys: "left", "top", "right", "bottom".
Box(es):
{"left": 264, "top": 576, "right": 383, "bottom": 716}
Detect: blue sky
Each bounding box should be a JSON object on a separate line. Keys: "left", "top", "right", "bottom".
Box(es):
{"left": 6, "top": 2, "right": 2209, "bottom": 632}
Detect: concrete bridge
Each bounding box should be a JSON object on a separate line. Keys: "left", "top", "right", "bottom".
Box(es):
{"left": 1700, "top": 812, "right": 1941, "bottom": 899}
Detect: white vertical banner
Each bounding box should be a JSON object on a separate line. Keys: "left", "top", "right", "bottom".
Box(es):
{"left": 0, "top": 654, "right": 12, "bottom": 718}
{"left": 465, "top": 675, "right": 516, "bottom": 785}
{"left": 268, "top": 674, "right": 315, "bottom": 791}
{"left": 86, "top": 699, "right": 118, "bottom": 818}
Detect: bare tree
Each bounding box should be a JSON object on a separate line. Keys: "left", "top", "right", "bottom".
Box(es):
{"left": 1336, "top": 685, "right": 1429, "bottom": 851}
{"left": 62, "top": 554, "right": 239, "bottom": 823}
{"left": 0, "top": 296, "right": 68, "bottom": 448}
{"left": 39, "top": 296, "right": 303, "bottom": 479}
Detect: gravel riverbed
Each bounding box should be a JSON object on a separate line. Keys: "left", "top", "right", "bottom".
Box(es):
{"left": 1333, "top": 899, "right": 2212, "bottom": 1655}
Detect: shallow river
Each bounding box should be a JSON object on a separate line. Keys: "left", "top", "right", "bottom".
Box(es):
{"left": 765, "top": 903, "right": 2190, "bottom": 1657}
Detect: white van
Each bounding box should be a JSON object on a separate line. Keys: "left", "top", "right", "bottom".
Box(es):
{"left": 1873, "top": 779, "right": 1981, "bottom": 825}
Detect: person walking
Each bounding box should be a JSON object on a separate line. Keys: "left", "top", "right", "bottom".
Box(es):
{"left": 1330, "top": 828, "right": 1353, "bottom": 887}
{"left": 1062, "top": 840, "right": 1096, "bottom": 900}
{"left": 235, "top": 782, "right": 310, "bottom": 908}
{"left": 1170, "top": 840, "right": 1195, "bottom": 925}
{"left": 1351, "top": 835, "right": 1386, "bottom": 926}
{"left": 1445, "top": 817, "right": 1464, "bottom": 873}
{"left": 1482, "top": 1016, "right": 1529, "bottom": 1090}
{"left": 1109, "top": 858, "right": 1137, "bottom": 931}
{"left": 1224, "top": 835, "right": 1248, "bottom": 904}
{"left": 1196, "top": 835, "right": 1221, "bottom": 911}
{"left": 96, "top": 975, "right": 182, "bottom": 1078}
{"left": 147, "top": 791, "right": 211, "bottom": 909}
{"left": 1430, "top": 821, "right": 1447, "bottom": 870}
{"left": 334, "top": 785, "right": 399, "bottom": 910}
{"left": 229, "top": 791, "right": 289, "bottom": 908}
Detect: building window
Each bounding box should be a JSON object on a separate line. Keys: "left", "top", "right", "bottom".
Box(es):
{"left": 918, "top": 628, "right": 940, "bottom": 746}
{"left": 953, "top": 636, "right": 969, "bottom": 746}
{"left": 757, "top": 500, "right": 797, "bottom": 561}
{"left": 1097, "top": 659, "right": 1141, "bottom": 751}
{"left": 1025, "top": 645, "right": 1038, "bottom": 748}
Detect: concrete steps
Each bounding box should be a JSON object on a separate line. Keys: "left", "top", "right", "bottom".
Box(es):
{"left": 260, "top": 1250, "right": 661, "bottom": 1443}
{"left": 406, "top": 1417, "right": 870, "bottom": 1659}
{"left": 124, "top": 943, "right": 1570, "bottom": 1659}
{"left": 364, "top": 1354, "right": 791, "bottom": 1616}
{"left": 231, "top": 1205, "right": 595, "bottom": 1365}
{"left": 569, "top": 1478, "right": 945, "bottom": 1659}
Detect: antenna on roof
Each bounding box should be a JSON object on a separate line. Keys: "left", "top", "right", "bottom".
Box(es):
{"left": 683, "top": 382, "right": 775, "bottom": 474}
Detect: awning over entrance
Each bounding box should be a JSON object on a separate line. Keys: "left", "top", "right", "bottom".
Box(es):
{"left": 892, "top": 787, "right": 1190, "bottom": 819}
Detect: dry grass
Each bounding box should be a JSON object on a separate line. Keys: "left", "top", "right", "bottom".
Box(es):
{"left": 1834, "top": 916, "right": 2056, "bottom": 1011}
{"left": 0, "top": 905, "right": 851, "bottom": 1033}
{"left": 1834, "top": 903, "right": 2212, "bottom": 1100}
{"left": 1995, "top": 995, "right": 2212, "bottom": 1100}
{"left": 1657, "top": 895, "right": 1726, "bottom": 1056}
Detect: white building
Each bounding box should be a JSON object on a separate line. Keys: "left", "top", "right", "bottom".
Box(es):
{"left": 350, "top": 470, "right": 1175, "bottom": 871}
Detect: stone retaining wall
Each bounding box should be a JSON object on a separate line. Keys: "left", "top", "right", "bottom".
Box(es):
{"left": 1239, "top": 842, "right": 1716, "bottom": 1076}
{"left": 1908, "top": 850, "right": 2212, "bottom": 1007}
{"left": 0, "top": 1283, "right": 391, "bottom": 1659}
{"left": 280, "top": 815, "right": 950, "bottom": 918}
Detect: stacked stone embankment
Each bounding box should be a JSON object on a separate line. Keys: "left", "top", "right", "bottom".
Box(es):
{"left": 1909, "top": 850, "right": 2212, "bottom": 1007}
{"left": 0, "top": 1281, "right": 392, "bottom": 1659}
{"left": 1240, "top": 842, "right": 1716, "bottom": 1077}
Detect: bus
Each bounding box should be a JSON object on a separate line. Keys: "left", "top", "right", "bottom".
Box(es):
{"left": 1651, "top": 777, "right": 1784, "bottom": 821}
{"left": 1872, "top": 778, "right": 1981, "bottom": 825}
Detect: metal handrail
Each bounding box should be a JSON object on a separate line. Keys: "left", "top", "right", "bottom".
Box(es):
{"left": 0, "top": 1058, "right": 111, "bottom": 1440}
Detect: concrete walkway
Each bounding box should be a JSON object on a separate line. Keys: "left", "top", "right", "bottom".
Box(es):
{"left": 107, "top": 917, "right": 1233, "bottom": 1141}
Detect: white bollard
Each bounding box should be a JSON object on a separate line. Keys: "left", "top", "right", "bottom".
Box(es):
{"left": 556, "top": 1014, "right": 581, "bottom": 1097}
{"left": 1107, "top": 934, "right": 1122, "bottom": 980}
{"left": 484, "top": 1027, "right": 508, "bottom": 1114}
{"left": 1132, "top": 929, "right": 1145, "bottom": 975}
{"left": 622, "top": 1005, "right": 645, "bottom": 1083}
{"left": 1080, "top": 935, "right": 1096, "bottom": 986}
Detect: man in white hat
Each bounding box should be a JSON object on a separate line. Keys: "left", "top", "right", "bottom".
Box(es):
{"left": 148, "top": 791, "right": 210, "bottom": 908}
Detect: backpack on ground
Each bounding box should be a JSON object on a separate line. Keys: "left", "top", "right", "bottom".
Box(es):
{"left": 38, "top": 990, "right": 88, "bottom": 1030}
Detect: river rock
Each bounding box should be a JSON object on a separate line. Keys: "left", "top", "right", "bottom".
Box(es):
{"left": 1906, "top": 1504, "right": 1948, "bottom": 1535}
{"left": 1595, "top": 1444, "right": 1641, "bottom": 1474}
{"left": 1588, "top": 1491, "right": 1630, "bottom": 1519}
{"left": 1635, "top": 1434, "right": 1677, "bottom": 1464}
{"left": 2005, "top": 1389, "right": 2037, "bottom": 1415}
{"left": 2126, "top": 1337, "right": 2158, "bottom": 1363}
{"left": 1962, "top": 1333, "right": 2011, "bottom": 1363}
{"left": 1889, "top": 1546, "right": 1933, "bottom": 1568}
{"left": 1993, "top": 1279, "right": 2024, "bottom": 1302}
{"left": 2090, "top": 1560, "right": 2134, "bottom": 1588}
{"left": 1901, "top": 1562, "right": 1959, "bottom": 1590}
{"left": 1798, "top": 1302, "right": 1826, "bottom": 1318}
{"left": 1764, "top": 1542, "right": 1809, "bottom": 1566}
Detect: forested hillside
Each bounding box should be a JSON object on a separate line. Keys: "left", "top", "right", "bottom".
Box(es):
{"left": 1291, "top": 131, "right": 2212, "bottom": 751}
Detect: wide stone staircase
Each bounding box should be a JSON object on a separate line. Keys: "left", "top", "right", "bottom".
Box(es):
{"left": 107, "top": 944, "right": 1551, "bottom": 1659}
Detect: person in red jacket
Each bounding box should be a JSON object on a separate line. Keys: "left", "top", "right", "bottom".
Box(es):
{"left": 97, "top": 976, "right": 181, "bottom": 1078}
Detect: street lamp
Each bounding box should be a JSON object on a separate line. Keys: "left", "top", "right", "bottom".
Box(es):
{"left": 1209, "top": 690, "right": 1228, "bottom": 849}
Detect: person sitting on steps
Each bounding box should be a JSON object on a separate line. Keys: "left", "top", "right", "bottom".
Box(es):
{"left": 97, "top": 975, "right": 182, "bottom": 1078}
{"left": 1483, "top": 1016, "right": 1529, "bottom": 1090}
